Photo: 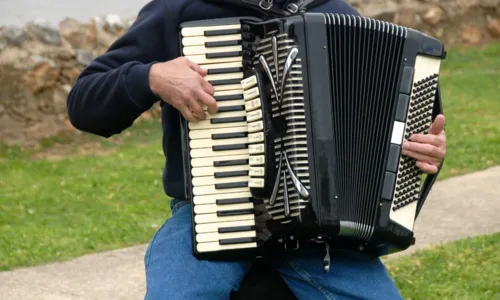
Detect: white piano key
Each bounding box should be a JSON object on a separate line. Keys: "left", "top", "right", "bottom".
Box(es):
{"left": 214, "top": 89, "right": 244, "bottom": 97}
{"left": 194, "top": 202, "right": 254, "bottom": 214}
{"left": 195, "top": 211, "right": 254, "bottom": 224}
{"left": 189, "top": 126, "right": 247, "bottom": 140}
{"left": 189, "top": 119, "right": 247, "bottom": 130}
{"left": 181, "top": 24, "right": 241, "bottom": 37}
{"left": 182, "top": 34, "right": 242, "bottom": 46}
{"left": 185, "top": 54, "right": 241, "bottom": 65}
{"left": 214, "top": 84, "right": 243, "bottom": 92}
{"left": 193, "top": 175, "right": 249, "bottom": 187}
{"left": 193, "top": 184, "right": 249, "bottom": 196}
{"left": 196, "top": 231, "right": 255, "bottom": 243}
{"left": 195, "top": 219, "right": 255, "bottom": 233}
{"left": 190, "top": 146, "right": 249, "bottom": 158}
{"left": 202, "top": 99, "right": 245, "bottom": 111}
{"left": 191, "top": 154, "right": 249, "bottom": 168}
{"left": 183, "top": 45, "right": 243, "bottom": 56}
{"left": 190, "top": 137, "right": 248, "bottom": 149}
{"left": 205, "top": 72, "right": 244, "bottom": 82}
{"left": 193, "top": 191, "right": 252, "bottom": 205}
{"left": 196, "top": 241, "right": 256, "bottom": 252}
{"left": 192, "top": 164, "right": 249, "bottom": 177}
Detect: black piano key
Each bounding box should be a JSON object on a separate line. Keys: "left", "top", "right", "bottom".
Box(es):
{"left": 212, "top": 143, "right": 248, "bottom": 151}
{"left": 216, "top": 105, "right": 245, "bottom": 113}
{"left": 205, "top": 40, "right": 241, "bottom": 47}
{"left": 206, "top": 51, "right": 242, "bottom": 59}
{"left": 219, "top": 237, "right": 256, "bottom": 245}
{"left": 214, "top": 94, "right": 243, "bottom": 101}
{"left": 207, "top": 67, "right": 243, "bottom": 75}
{"left": 214, "top": 159, "right": 248, "bottom": 167}
{"left": 218, "top": 225, "right": 255, "bottom": 233}
{"left": 216, "top": 197, "right": 253, "bottom": 205}
{"left": 210, "top": 116, "right": 246, "bottom": 124}
{"left": 214, "top": 170, "right": 249, "bottom": 178}
{"left": 215, "top": 181, "right": 248, "bottom": 189}
{"left": 217, "top": 208, "right": 254, "bottom": 217}
{"left": 208, "top": 78, "right": 242, "bottom": 86}
{"left": 212, "top": 132, "right": 247, "bottom": 140}
{"left": 204, "top": 28, "right": 241, "bottom": 36}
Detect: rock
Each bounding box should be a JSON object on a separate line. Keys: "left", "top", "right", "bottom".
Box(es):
{"left": 423, "top": 5, "right": 444, "bottom": 25}
{"left": 461, "top": 25, "right": 482, "bottom": 44}
{"left": 394, "top": 10, "right": 417, "bottom": 27}
{"left": 24, "top": 20, "right": 62, "bottom": 46}
{"left": 487, "top": 16, "right": 500, "bottom": 37}
{"left": 76, "top": 49, "right": 97, "bottom": 66}
{"left": 23, "top": 56, "right": 61, "bottom": 94}
{"left": 103, "top": 14, "right": 125, "bottom": 35}
{"left": 0, "top": 27, "right": 28, "bottom": 47}
{"left": 59, "top": 18, "right": 95, "bottom": 49}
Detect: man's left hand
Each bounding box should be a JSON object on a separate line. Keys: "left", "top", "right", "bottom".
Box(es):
{"left": 402, "top": 114, "right": 447, "bottom": 174}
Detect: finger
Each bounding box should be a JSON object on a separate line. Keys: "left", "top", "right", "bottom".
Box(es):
{"left": 199, "top": 76, "right": 215, "bottom": 96}
{"left": 186, "top": 59, "right": 207, "bottom": 76}
{"left": 180, "top": 106, "right": 199, "bottom": 123}
{"left": 402, "top": 149, "right": 440, "bottom": 165}
{"left": 187, "top": 98, "right": 207, "bottom": 120}
{"left": 198, "top": 90, "right": 218, "bottom": 114}
{"left": 416, "top": 161, "right": 438, "bottom": 174}
{"left": 408, "top": 132, "right": 445, "bottom": 147}
{"left": 428, "top": 114, "right": 446, "bottom": 135}
{"left": 402, "top": 141, "right": 445, "bottom": 160}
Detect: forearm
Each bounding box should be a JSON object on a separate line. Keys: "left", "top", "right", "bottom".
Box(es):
{"left": 66, "top": 0, "right": 166, "bottom": 138}
{"left": 67, "top": 60, "right": 157, "bottom": 137}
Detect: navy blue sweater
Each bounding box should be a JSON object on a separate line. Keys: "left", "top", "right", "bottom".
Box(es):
{"left": 66, "top": 0, "right": 360, "bottom": 201}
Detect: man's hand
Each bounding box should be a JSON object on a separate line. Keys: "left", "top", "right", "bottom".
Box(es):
{"left": 149, "top": 57, "right": 217, "bottom": 122}
{"left": 402, "top": 114, "right": 447, "bottom": 174}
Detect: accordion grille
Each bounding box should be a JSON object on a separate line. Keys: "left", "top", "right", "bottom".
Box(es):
{"left": 253, "top": 32, "right": 311, "bottom": 224}
{"left": 324, "top": 14, "right": 407, "bottom": 239}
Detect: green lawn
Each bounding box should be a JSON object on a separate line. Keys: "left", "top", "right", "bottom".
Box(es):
{"left": 1, "top": 42, "right": 499, "bottom": 274}
{"left": 386, "top": 233, "right": 500, "bottom": 300}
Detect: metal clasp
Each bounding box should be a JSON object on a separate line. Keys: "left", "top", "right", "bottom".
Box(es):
{"left": 285, "top": 3, "right": 299, "bottom": 13}
{"left": 259, "top": 0, "right": 273, "bottom": 10}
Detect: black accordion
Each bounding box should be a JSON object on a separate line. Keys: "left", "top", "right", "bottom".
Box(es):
{"left": 178, "top": 12, "right": 446, "bottom": 267}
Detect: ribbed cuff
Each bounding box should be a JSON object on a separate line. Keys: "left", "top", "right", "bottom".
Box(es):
{"left": 126, "top": 62, "right": 159, "bottom": 109}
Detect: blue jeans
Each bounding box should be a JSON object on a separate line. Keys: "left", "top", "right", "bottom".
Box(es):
{"left": 144, "top": 199, "right": 403, "bottom": 300}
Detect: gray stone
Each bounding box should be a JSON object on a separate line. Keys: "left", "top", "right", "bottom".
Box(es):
{"left": 24, "top": 20, "right": 61, "bottom": 46}
{"left": 76, "top": 49, "right": 97, "bottom": 66}
{"left": 0, "top": 27, "right": 28, "bottom": 47}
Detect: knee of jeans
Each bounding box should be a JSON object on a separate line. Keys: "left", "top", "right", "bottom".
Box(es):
{"left": 170, "top": 199, "right": 190, "bottom": 214}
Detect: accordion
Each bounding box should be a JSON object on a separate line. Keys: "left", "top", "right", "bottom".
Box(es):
{"left": 178, "top": 11, "right": 446, "bottom": 267}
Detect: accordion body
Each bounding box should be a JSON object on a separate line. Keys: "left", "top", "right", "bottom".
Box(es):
{"left": 178, "top": 11, "right": 446, "bottom": 264}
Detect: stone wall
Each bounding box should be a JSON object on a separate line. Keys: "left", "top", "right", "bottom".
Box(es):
{"left": 1, "top": 0, "right": 499, "bottom": 145}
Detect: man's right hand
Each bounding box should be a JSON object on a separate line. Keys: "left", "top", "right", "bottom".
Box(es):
{"left": 149, "top": 57, "right": 218, "bottom": 122}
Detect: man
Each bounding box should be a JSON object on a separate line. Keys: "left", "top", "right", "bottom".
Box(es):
{"left": 67, "top": 0, "right": 447, "bottom": 299}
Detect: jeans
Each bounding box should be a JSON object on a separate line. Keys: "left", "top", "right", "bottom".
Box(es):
{"left": 144, "top": 199, "right": 403, "bottom": 300}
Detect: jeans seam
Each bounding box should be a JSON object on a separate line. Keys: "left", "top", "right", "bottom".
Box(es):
{"left": 287, "top": 260, "right": 336, "bottom": 300}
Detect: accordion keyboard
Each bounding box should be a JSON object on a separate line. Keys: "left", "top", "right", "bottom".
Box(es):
{"left": 180, "top": 20, "right": 264, "bottom": 253}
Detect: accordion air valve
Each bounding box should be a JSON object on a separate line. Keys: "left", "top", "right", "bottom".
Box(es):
{"left": 178, "top": 12, "right": 446, "bottom": 266}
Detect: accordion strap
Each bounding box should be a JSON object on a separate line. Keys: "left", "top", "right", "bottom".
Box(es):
{"left": 415, "top": 83, "right": 444, "bottom": 219}
{"left": 202, "top": 0, "right": 326, "bottom": 16}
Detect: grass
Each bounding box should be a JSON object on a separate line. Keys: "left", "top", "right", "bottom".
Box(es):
{"left": 0, "top": 42, "right": 499, "bottom": 272}
{"left": 386, "top": 233, "right": 500, "bottom": 300}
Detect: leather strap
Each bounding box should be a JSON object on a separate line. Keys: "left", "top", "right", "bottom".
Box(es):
{"left": 202, "top": 0, "right": 327, "bottom": 16}
{"left": 415, "top": 83, "right": 444, "bottom": 219}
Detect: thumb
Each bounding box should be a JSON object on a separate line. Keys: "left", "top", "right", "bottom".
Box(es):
{"left": 428, "top": 114, "right": 445, "bottom": 135}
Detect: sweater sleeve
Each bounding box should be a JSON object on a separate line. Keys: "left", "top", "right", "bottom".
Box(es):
{"left": 66, "top": 0, "right": 167, "bottom": 138}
